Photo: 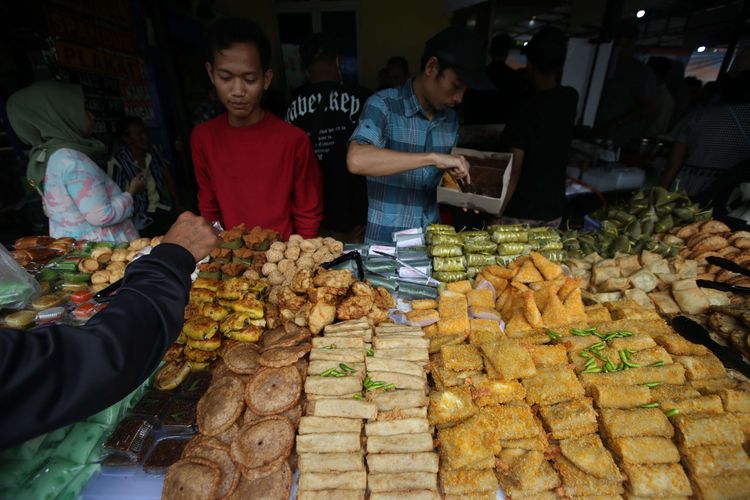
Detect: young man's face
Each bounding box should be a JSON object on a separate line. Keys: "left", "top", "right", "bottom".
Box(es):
{"left": 124, "top": 122, "right": 149, "bottom": 153}
{"left": 423, "top": 57, "right": 467, "bottom": 111}
{"left": 206, "top": 42, "right": 273, "bottom": 125}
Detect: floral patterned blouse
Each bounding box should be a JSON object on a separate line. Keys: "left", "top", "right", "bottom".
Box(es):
{"left": 44, "top": 148, "right": 139, "bottom": 242}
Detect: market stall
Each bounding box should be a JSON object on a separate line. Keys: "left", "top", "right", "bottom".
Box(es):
{"left": 2, "top": 206, "right": 750, "bottom": 499}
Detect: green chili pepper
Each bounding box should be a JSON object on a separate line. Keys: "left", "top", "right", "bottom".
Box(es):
{"left": 353, "top": 394, "right": 364, "bottom": 400}
{"left": 547, "top": 330, "right": 561, "bottom": 340}
{"left": 339, "top": 363, "right": 356, "bottom": 373}
{"left": 582, "top": 367, "right": 603, "bottom": 374}
{"left": 664, "top": 408, "right": 680, "bottom": 417}
{"left": 366, "top": 348, "right": 374, "bottom": 357}
{"left": 584, "top": 358, "right": 598, "bottom": 370}
{"left": 641, "top": 402, "right": 660, "bottom": 408}
{"left": 650, "top": 361, "right": 665, "bottom": 367}
{"left": 321, "top": 368, "right": 338, "bottom": 377}
{"left": 604, "top": 360, "right": 617, "bottom": 372}
{"left": 624, "top": 360, "right": 640, "bottom": 368}
{"left": 643, "top": 382, "right": 662, "bottom": 388}
{"left": 579, "top": 351, "right": 592, "bottom": 358}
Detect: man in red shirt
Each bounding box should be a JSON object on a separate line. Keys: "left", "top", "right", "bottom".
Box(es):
{"left": 191, "top": 18, "right": 323, "bottom": 238}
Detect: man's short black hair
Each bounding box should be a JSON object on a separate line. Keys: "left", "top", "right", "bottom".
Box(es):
{"left": 490, "top": 34, "right": 511, "bottom": 58}
{"left": 300, "top": 33, "right": 338, "bottom": 70}
{"left": 116, "top": 116, "right": 144, "bottom": 138}
{"left": 204, "top": 17, "right": 271, "bottom": 70}
{"left": 525, "top": 27, "right": 567, "bottom": 76}
{"left": 386, "top": 56, "right": 409, "bottom": 73}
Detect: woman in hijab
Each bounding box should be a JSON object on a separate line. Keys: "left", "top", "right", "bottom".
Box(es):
{"left": 7, "top": 80, "right": 145, "bottom": 242}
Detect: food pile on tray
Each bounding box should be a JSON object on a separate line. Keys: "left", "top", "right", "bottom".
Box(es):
{"left": 426, "top": 224, "right": 564, "bottom": 283}
{"left": 420, "top": 249, "right": 750, "bottom": 498}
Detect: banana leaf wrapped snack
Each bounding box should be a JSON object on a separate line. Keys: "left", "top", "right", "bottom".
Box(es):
{"left": 434, "top": 271, "right": 468, "bottom": 282}
{"left": 466, "top": 253, "right": 497, "bottom": 268}
{"left": 491, "top": 230, "right": 529, "bottom": 243}
{"left": 429, "top": 233, "right": 463, "bottom": 246}
{"left": 464, "top": 240, "right": 498, "bottom": 255}
{"left": 429, "top": 245, "right": 463, "bottom": 257}
{"left": 497, "top": 242, "right": 531, "bottom": 256}
{"left": 433, "top": 256, "right": 467, "bottom": 272}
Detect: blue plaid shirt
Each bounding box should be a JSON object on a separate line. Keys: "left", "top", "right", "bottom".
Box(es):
{"left": 350, "top": 79, "right": 458, "bottom": 243}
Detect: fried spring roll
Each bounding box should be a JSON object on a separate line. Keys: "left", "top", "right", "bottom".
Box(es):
{"left": 589, "top": 384, "right": 651, "bottom": 409}
{"left": 681, "top": 445, "right": 750, "bottom": 477}
{"left": 313, "top": 337, "right": 364, "bottom": 349}
{"left": 691, "top": 473, "right": 750, "bottom": 500}
{"left": 673, "top": 413, "right": 743, "bottom": 447}
{"left": 366, "top": 452, "right": 439, "bottom": 473}
{"left": 308, "top": 399, "right": 377, "bottom": 419}
{"left": 650, "top": 384, "right": 701, "bottom": 402}
{"left": 365, "top": 358, "right": 425, "bottom": 378}
{"left": 373, "top": 337, "right": 430, "bottom": 349}
{"left": 296, "top": 433, "right": 362, "bottom": 454}
{"left": 528, "top": 344, "right": 568, "bottom": 368}
{"left": 367, "top": 472, "right": 437, "bottom": 493}
{"left": 372, "top": 390, "right": 428, "bottom": 411}
{"left": 554, "top": 456, "right": 624, "bottom": 496}
{"left": 599, "top": 408, "right": 674, "bottom": 439}
{"left": 375, "top": 407, "right": 427, "bottom": 421}
{"left": 717, "top": 389, "right": 750, "bottom": 413}
{"left": 689, "top": 378, "right": 737, "bottom": 394}
{"left": 660, "top": 395, "right": 724, "bottom": 415}
{"left": 522, "top": 366, "right": 585, "bottom": 406}
{"left": 674, "top": 354, "right": 726, "bottom": 381}
{"left": 305, "top": 376, "right": 364, "bottom": 396}
{"left": 609, "top": 436, "right": 680, "bottom": 464}
{"left": 298, "top": 452, "right": 365, "bottom": 472}
{"left": 620, "top": 463, "right": 692, "bottom": 497}
{"left": 366, "top": 371, "right": 426, "bottom": 391}
{"left": 559, "top": 434, "right": 622, "bottom": 482}
{"left": 651, "top": 333, "right": 708, "bottom": 356}
{"left": 299, "top": 417, "right": 362, "bottom": 435}
{"left": 310, "top": 348, "right": 366, "bottom": 363}
{"left": 298, "top": 471, "right": 367, "bottom": 491}
{"left": 365, "top": 418, "right": 429, "bottom": 436}
{"left": 366, "top": 433, "right": 434, "bottom": 454}
{"left": 370, "top": 491, "right": 440, "bottom": 500}
{"left": 308, "top": 361, "right": 365, "bottom": 376}
{"left": 298, "top": 490, "right": 365, "bottom": 500}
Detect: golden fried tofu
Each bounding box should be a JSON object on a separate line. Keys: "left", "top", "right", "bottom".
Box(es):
{"left": 621, "top": 463, "right": 691, "bottom": 497}
{"left": 467, "top": 289, "right": 494, "bottom": 309}
{"left": 538, "top": 398, "right": 598, "bottom": 440}
{"left": 406, "top": 309, "right": 439, "bottom": 325}
{"left": 480, "top": 339, "right": 537, "bottom": 380}
{"left": 522, "top": 366, "right": 585, "bottom": 406}
{"left": 554, "top": 455, "right": 624, "bottom": 496}
{"left": 192, "top": 277, "right": 221, "bottom": 291}
{"left": 682, "top": 444, "right": 750, "bottom": 477}
{"left": 440, "top": 467, "right": 498, "bottom": 495}
{"left": 438, "top": 415, "right": 495, "bottom": 468}
{"left": 411, "top": 298, "right": 438, "bottom": 310}
{"left": 189, "top": 287, "right": 215, "bottom": 303}
{"left": 216, "top": 277, "right": 251, "bottom": 300}
{"left": 589, "top": 384, "right": 651, "bottom": 409}
{"left": 440, "top": 344, "right": 483, "bottom": 372}
{"left": 230, "top": 296, "right": 264, "bottom": 318}
{"left": 497, "top": 435, "right": 547, "bottom": 451}
{"left": 559, "top": 434, "right": 621, "bottom": 483}
{"left": 438, "top": 294, "right": 470, "bottom": 336}
{"left": 609, "top": 436, "right": 680, "bottom": 464}
{"left": 446, "top": 280, "right": 472, "bottom": 294}
{"left": 183, "top": 315, "right": 219, "bottom": 340}
{"left": 674, "top": 354, "right": 727, "bottom": 381}
{"left": 674, "top": 413, "right": 743, "bottom": 447}
{"left": 482, "top": 403, "right": 541, "bottom": 440}
{"left": 337, "top": 295, "right": 374, "bottom": 320}
{"left": 200, "top": 303, "right": 230, "bottom": 322}
{"left": 472, "top": 378, "right": 526, "bottom": 406}
{"left": 468, "top": 329, "right": 503, "bottom": 346}
{"left": 599, "top": 408, "right": 674, "bottom": 439}
{"left": 428, "top": 386, "right": 477, "bottom": 425}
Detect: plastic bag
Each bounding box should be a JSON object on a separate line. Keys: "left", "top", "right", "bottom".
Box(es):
{"left": 0, "top": 246, "right": 40, "bottom": 309}
{"left": 433, "top": 256, "right": 466, "bottom": 272}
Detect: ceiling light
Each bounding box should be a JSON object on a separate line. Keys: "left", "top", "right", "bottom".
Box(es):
{"left": 523, "top": 41, "right": 528, "bottom": 46}
{"left": 636, "top": 9, "right": 646, "bottom": 18}
{"left": 697, "top": 46, "right": 706, "bottom": 53}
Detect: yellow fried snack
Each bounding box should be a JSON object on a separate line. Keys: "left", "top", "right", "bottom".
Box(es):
{"left": 530, "top": 251, "right": 562, "bottom": 281}
{"left": 497, "top": 448, "right": 545, "bottom": 487}
{"left": 192, "top": 277, "right": 221, "bottom": 291}
{"left": 673, "top": 413, "right": 743, "bottom": 447}
{"left": 471, "top": 378, "right": 526, "bottom": 406}
{"left": 674, "top": 354, "right": 727, "bottom": 381}
{"left": 437, "top": 294, "right": 470, "bottom": 336}
{"left": 504, "top": 309, "right": 534, "bottom": 337}
{"left": 440, "top": 344, "right": 483, "bottom": 372}
{"left": 480, "top": 339, "right": 537, "bottom": 380}
{"left": 580, "top": 363, "right": 686, "bottom": 388}
{"left": 541, "top": 288, "right": 566, "bottom": 328}
{"left": 523, "top": 367, "right": 585, "bottom": 406}
{"left": 411, "top": 299, "right": 438, "bottom": 310}
{"left": 559, "top": 434, "right": 622, "bottom": 482}
{"left": 557, "top": 277, "right": 578, "bottom": 302}
{"left": 468, "top": 329, "right": 502, "bottom": 346}
{"left": 599, "top": 408, "right": 674, "bottom": 439}
{"left": 527, "top": 344, "right": 567, "bottom": 368}
{"left": 224, "top": 325, "right": 263, "bottom": 342}
{"left": 481, "top": 404, "right": 541, "bottom": 440}
{"left": 189, "top": 287, "right": 215, "bottom": 303}
{"left": 523, "top": 291, "right": 543, "bottom": 329}
{"left": 470, "top": 318, "right": 502, "bottom": 334}
{"left": 183, "top": 316, "right": 219, "bottom": 340}
{"left": 438, "top": 415, "right": 495, "bottom": 469}
{"left": 428, "top": 386, "right": 477, "bottom": 425}
{"left": 514, "top": 259, "right": 544, "bottom": 283}
{"left": 609, "top": 436, "right": 680, "bottom": 464}
{"left": 496, "top": 459, "right": 560, "bottom": 498}
{"left": 406, "top": 309, "right": 439, "bottom": 325}
{"left": 691, "top": 473, "right": 750, "bottom": 500}
{"left": 620, "top": 463, "right": 691, "bottom": 497}
{"left": 681, "top": 444, "right": 750, "bottom": 477}
{"left": 563, "top": 288, "right": 587, "bottom": 321}
{"left": 538, "top": 398, "right": 598, "bottom": 440}
{"left": 589, "top": 384, "right": 651, "bottom": 409}
{"left": 480, "top": 274, "right": 508, "bottom": 295}
{"left": 660, "top": 395, "right": 724, "bottom": 416}
{"left": 446, "top": 280, "right": 473, "bottom": 294}
{"left": 184, "top": 344, "right": 218, "bottom": 362}
{"left": 186, "top": 332, "right": 222, "bottom": 351}
{"left": 584, "top": 304, "right": 612, "bottom": 323}
{"left": 717, "top": 389, "right": 750, "bottom": 413}
{"left": 200, "top": 303, "right": 230, "bottom": 322}
{"left": 216, "top": 277, "right": 251, "bottom": 300}
{"left": 467, "top": 289, "right": 494, "bottom": 309}
{"left": 554, "top": 455, "right": 624, "bottom": 496}
{"left": 230, "top": 296, "right": 264, "bottom": 318}
{"left": 439, "top": 468, "right": 498, "bottom": 495}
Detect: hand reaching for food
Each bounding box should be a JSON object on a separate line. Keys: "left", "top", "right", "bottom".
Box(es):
{"left": 162, "top": 211, "right": 220, "bottom": 262}
{"left": 432, "top": 153, "right": 471, "bottom": 184}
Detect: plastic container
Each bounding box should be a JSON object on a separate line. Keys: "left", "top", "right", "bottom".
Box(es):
{"left": 73, "top": 302, "right": 107, "bottom": 322}
{"left": 71, "top": 290, "right": 93, "bottom": 304}
{"left": 35, "top": 307, "right": 66, "bottom": 324}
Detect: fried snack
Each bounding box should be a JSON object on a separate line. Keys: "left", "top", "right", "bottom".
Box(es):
{"left": 599, "top": 408, "right": 674, "bottom": 439}
{"left": 296, "top": 433, "right": 361, "bottom": 454}
{"left": 184, "top": 345, "right": 218, "bottom": 362}
{"left": 298, "top": 471, "right": 367, "bottom": 491}
{"left": 155, "top": 361, "right": 192, "bottom": 391}
{"left": 661, "top": 395, "right": 724, "bottom": 416}
{"left": 472, "top": 378, "right": 525, "bottom": 406}
{"left": 650, "top": 383, "right": 701, "bottom": 402}
{"left": 373, "top": 337, "right": 429, "bottom": 349}
{"left": 480, "top": 339, "right": 536, "bottom": 380}
{"left": 371, "top": 390, "right": 428, "bottom": 411}
{"left": 307, "top": 399, "right": 377, "bottom": 419}
{"left": 183, "top": 316, "right": 219, "bottom": 340}
{"left": 674, "top": 354, "right": 727, "bottom": 380}
{"left": 366, "top": 357, "right": 424, "bottom": 377}
{"left": 522, "top": 366, "right": 585, "bottom": 406}
{"left": 717, "top": 389, "right": 750, "bottom": 413}
{"left": 610, "top": 436, "right": 680, "bottom": 464}
{"left": 589, "top": 384, "right": 651, "bottom": 409}
{"left": 620, "top": 463, "right": 692, "bottom": 497}
{"left": 439, "top": 468, "right": 498, "bottom": 495}
{"left": 651, "top": 333, "right": 709, "bottom": 356}
{"left": 530, "top": 251, "right": 562, "bottom": 280}
{"left": 673, "top": 413, "right": 743, "bottom": 447}
{"left": 446, "top": 280, "right": 472, "bottom": 294}
{"left": 690, "top": 472, "right": 750, "bottom": 500}
{"left": 496, "top": 459, "right": 560, "bottom": 498}
{"left": 372, "top": 348, "right": 428, "bottom": 362}
{"left": 538, "top": 398, "right": 598, "bottom": 439}
{"left": 163, "top": 457, "right": 221, "bottom": 500}
{"left": 197, "top": 376, "right": 245, "bottom": 436}
{"left": 259, "top": 343, "right": 311, "bottom": 367}
{"left": 559, "top": 434, "right": 621, "bottom": 482}
{"left": 298, "top": 452, "right": 365, "bottom": 473}
{"left": 182, "top": 444, "right": 240, "bottom": 498}
{"left": 412, "top": 299, "right": 438, "bottom": 310}
{"left": 405, "top": 309, "right": 439, "bottom": 326}
{"left": 497, "top": 448, "right": 544, "bottom": 486}
{"left": 304, "top": 376, "right": 363, "bottom": 396}
{"left": 231, "top": 297, "right": 264, "bottom": 318}
{"left": 438, "top": 416, "right": 495, "bottom": 469}
{"left": 298, "top": 416, "right": 362, "bottom": 435}
{"left": 245, "top": 366, "right": 302, "bottom": 415}
{"left": 427, "top": 386, "right": 477, "bottom": 425}
{"left": 515, "top": 259, "right": 544, "bottom": 283}
{"left": 367, "top": 472, "right": 438, "bottom": 493}
{"left": 231, "top": 416, "right": 294, "bottom": 473}
{"left": 367, "top": 433, "right": 434, "bottom": 454}
{"left": 227, "top": 462, "right": 292, "bottom": 500}
{"left": 297, "top": 491, "right": 365, "bottom": 500}
{"left": 366, "top": 452, "right": 439, "bottom": 473}
{"left": 681, "top": 444, "right": 750, "bottom": 477}
{"left": 437, "top": 294, "right": 470, "bottom": 336}
{"left": 580, "top": 363, "right": 687, "bottom": 388}
{"left": 223, "top": 342, "right": 260, "bottom": 374}
{"left": 365, "top": 418, "right": 430, "bottom": 436}
{"left": 367, "top": 371, "right": 425, "bottom": 391}
{"left": 467, "top": 289, "right": 495, "bottom": 309}
{"left": 554, "top": 455, "right": 624, "bottom": 496}
{"left": 189, "top": 288, "right": 215, "bottom": 303}
{"left": 483, "top": 403, "right": 541, "bottom": 440}
{"left": 440, "top": 344, "right": 483, "bottom": 372}
{"left": 225, "top": 325, "right": 263, "bottom": 343}
{"left": 690, "top": 378, "right": 737, "bottom": 394}
{"left": 527, "top": 344, "right": 567, "bottom": 369}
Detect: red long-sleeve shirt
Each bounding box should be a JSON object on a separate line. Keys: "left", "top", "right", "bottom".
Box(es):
{"left": 191, "top": 112, "right": 323, "bottom": 239}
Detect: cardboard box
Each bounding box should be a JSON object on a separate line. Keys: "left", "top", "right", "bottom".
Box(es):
{"left": 436, "top": 147, "right": 512, "bottom": 215}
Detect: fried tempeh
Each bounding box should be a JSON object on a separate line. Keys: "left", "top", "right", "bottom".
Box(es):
{"left": 366, "top": 452, "right": 439, "bottom": 473}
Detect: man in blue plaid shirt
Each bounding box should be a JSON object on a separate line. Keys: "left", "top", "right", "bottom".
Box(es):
{"left": 348, "top": 27, "right": 494, "bottom": 243}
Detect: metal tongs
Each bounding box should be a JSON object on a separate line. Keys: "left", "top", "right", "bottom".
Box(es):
{"left": 372, "top": 250, "right": 441, "bottom": 287}
{"left": 696, "top": 256, "right": 750, "bottom": 294}
{"left": 320, "top": 250, "right": 365, "bottom": 281}
{"left": 671, "top": 315, "right": 750, "bottom": 377}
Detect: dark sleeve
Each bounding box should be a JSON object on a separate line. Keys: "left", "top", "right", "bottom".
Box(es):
{"left": 0, "top": 243, "right": 194, "bottom": 450}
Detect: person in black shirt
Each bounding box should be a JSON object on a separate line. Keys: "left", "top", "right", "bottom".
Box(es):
{"left": 286, "top": 34, "right": 372, "bottom": 240}
{"left": 500, "top": 27, "right": 578, "bottom": 225}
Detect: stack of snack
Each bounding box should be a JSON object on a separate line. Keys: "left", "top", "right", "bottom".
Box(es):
{"left": 161, "top": 321, "right": 310, "bottom": 500}
{"left": 202, "top": 224, "right": 279, "bottom": 281}
{"left": 156, "top": 276, "right": 269, "bottom": 390}
{"left": 365, "top": 323, "right": 438, "bottom": 499}
{"left": 566, "top": 249, "right": 733, "bottom": 314}
{"left": 297, "top": 318, "right": 374, "bottom": 499}
{"left": 261, "top": 236, "right": 344, "bottom": 287}
{"left": 491, "top": 224, "right": 564, "bottom": 265}
{"left": 673, "top": 222, "right": 750, "bottom": 287}
{"left": 12, "top": 235, "right": 73, "bottom": 270}
{"left": 269, "top": 268, "right": 395, "bottom": 334}
{"left": 702, "top": 304, "right": 750, "bottom": 361}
